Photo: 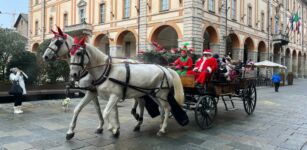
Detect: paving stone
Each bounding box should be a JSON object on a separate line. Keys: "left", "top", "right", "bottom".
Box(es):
{"left": 2, "top": 141, "right": 33, "bottom": 150}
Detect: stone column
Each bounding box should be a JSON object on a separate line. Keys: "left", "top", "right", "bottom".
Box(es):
{"left": 109, "top": 45, "right": 123, "bottom": 57}
{"left": 138, "top": 0, "right": 148, "bottom": 52}
{"left": 248, "top": 52, "right": 258, "bottom": 62}
{"left": 232, "top": 48, "right": 244, "bottom": 61}
{"left": 183, "top": 0, "right": 203, "bottom": 54}
{"left": 219, "top": 0, "right": 227, "bottom": 56}
{"left": 28, "top": 0, "right": 32, "bottom": 51}
{"left": 210, "top": 43, "right": 220, "bottom": 54}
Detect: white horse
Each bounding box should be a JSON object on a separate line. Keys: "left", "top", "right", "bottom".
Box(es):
{"left": 69, "top": 38, "right": 185, "bottom": 136}
{"left": 42, "top": 27, "right": 146, "bottom": 140}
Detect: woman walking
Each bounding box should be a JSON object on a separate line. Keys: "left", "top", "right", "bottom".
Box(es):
{"left": 9, "top": 68, "right": 28, "bottom": 114}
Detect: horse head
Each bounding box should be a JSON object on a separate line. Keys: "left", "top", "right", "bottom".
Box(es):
{"left": 69, "top": 36, "right": 89, "bottom": 80}
{"left": 42, "top": 26, "right": 73, "bottom": 61}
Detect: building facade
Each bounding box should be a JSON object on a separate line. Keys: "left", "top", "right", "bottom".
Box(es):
{"left": 14, "top": 13, "right": 29, "bottom": 50}
{"left": 29, "top": 0, "right": 307, "bottom": 77}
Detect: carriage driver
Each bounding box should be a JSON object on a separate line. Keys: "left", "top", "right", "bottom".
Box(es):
{"left": 173, "top": 46, "right": 194, "bottom": 76}
{"left": 193, "top": 49, "right": 218, "bottom": 85}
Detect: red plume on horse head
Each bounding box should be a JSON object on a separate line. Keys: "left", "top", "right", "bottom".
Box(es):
{"left": 71, "top": 36, "right": 87, "bottom": 56}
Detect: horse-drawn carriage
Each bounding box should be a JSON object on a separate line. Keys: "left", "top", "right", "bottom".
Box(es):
{"left": 180, "top": 68, "right": 257, "bottom": 129}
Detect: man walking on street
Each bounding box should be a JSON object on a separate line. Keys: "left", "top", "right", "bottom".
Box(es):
{"left": 272, "top": 73, "right": 281, "bottom": 92}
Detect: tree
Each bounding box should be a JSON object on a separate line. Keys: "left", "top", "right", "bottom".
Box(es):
{"left": 0, "top": 28, "right": 26, "bottom": 81}
{"left": 36, "top": 39, "right": 70, "bottom": 84}
{"left": 6, "top": 51, "right": 39, "bottom": 84}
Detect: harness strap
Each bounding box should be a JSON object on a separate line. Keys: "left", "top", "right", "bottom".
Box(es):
{"left": 92, "top": 56, "right": 112, "bottom": 86}
{"left": 121, "top": 63, "right": 130, "bottom": 101}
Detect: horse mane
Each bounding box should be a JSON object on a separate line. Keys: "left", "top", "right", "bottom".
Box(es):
{"left": 86, "top": 44, "right": 108, "bottom": 66}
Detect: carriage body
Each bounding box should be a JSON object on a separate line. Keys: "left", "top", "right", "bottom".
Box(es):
{"left": 180, "top": 68, "right": 257, "bottom": 129}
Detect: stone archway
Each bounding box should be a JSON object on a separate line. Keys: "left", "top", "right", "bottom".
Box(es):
{"left": 32, "top": 43, "right": 39, "bottom": 53}
{"left": 292, "top": 50, "right": 297, "bottom": 76}
{"left": 151, "top": 25, "right": 179, "bottom": 50}
{"left": 257, "top": 41, "right": 266, "bottom": 62}
{"left": 94, "top": 34, "right": 110, "bottom": 55}
{"left": 285, "top": 48, "right": 291, "bottom": 71}
{"left": 226, "top": 33, "right": 240, "bottom": 60}
{"left": 116, "top": 31, "right": 137, "bottom": 58}
{"left": 243, "top": 37, "right": 255, "bottom": 63}
{"left": 203, "top": 26, "right": 219, "bottom": 53}
{"left": 298, "top": 51, "right": 303, "bottom": 77}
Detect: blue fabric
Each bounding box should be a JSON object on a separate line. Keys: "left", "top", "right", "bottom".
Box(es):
{"left": 272, "top": 74, "right": 281, "bottom": 83}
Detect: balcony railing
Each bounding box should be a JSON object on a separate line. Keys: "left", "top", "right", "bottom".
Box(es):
{"left": 272, "top": 32, "right": 289, "bottom": 45}
{"left": 63, "top": 22, "right": 93, "bottom": 35}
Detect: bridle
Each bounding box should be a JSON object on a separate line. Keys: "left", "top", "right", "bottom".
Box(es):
{"left": 70, "top": 45, "right": 90, "bottom": 69}
{"left": 47, "top": 35, "right": 70, "bottom": 58}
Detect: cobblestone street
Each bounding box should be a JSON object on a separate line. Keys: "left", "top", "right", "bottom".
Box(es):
{"left": 1, "top": 80, "right": 307, "bottom": 150}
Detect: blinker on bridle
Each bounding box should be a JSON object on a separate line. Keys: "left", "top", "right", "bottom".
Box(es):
{"left": 47, "top": 35, "right": 70, "bottom": 58}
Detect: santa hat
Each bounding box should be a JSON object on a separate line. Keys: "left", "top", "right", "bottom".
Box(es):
{"left": 203, "top": 49, "right": 212, "bottom": 55}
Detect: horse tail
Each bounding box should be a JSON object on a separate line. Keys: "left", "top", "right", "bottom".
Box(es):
{"left": 167, "top": 68, "right": 185, "bottom": 106}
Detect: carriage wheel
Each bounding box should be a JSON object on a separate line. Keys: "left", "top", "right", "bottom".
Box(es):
{"left": 243, "top": 83, "right": 257, "bottom": 115}
{"left": 194, "top": 95, "right": 217, "bottom": 129}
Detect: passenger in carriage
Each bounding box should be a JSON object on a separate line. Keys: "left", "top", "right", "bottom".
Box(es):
{"left": 172, "top": 46, "right": 194, "bottom": 76}
{"left": 193, "top": 49, "right": 218, "bottom": 85}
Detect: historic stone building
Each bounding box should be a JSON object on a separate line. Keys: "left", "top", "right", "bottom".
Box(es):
{"left": 29, "top": 0, "right": 307, "bottom": 77}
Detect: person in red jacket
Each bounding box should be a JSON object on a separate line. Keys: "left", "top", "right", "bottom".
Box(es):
{"left": 193, "top": 49, "right": 218, "bottom": 85}
{"left": 173, "top": 46, "right": 194, "bottom": 76}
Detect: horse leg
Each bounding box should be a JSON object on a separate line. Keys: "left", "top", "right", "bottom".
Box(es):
{"left": 66, "top": 91, "right": 95, "bottom": 140}
{"left": 131, "top": 99, "right": 140, "bottom": 120}
{"left": 157, "top": 98, "right": 171, "bottom": 136}
{"left": 103, "top": 94, "right": 120, "bottom": 138}
{"left": 133, "top": 98, "right": 144, "bottom": 132}
{"left": 92, "top": 96, "right": 104, "bottom": 134}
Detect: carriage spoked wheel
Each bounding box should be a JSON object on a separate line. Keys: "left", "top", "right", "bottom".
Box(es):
{"left": 194, "top": 95, "right": 217, "bottom": 129}
{"left": 243, "top": 82, "right": 257, "bottom": 115}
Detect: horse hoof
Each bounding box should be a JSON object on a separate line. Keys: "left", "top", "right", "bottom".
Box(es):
{"left": 156, "top": 131, "right": 165, "bottom": 136}
{"left": 66, "top": 133, "right": 75, "bottom": 140}
{"left": 95, "top": 128, "right": 103, "bottom": 134}
{"left": 134, "top": 114, "right": 140, "bottom": 121}
{"left": 112, "top": 131, "right": 120, "bottom": 138}
{"left": 133, "top": 126, "right": 140, "bottom": 132}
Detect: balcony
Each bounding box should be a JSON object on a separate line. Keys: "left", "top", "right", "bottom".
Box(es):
{"left": 63, "top": 22, "right": 93, "bottom": 36}
{"left": 272, "top": 31, "right": 289, "bottom": 46}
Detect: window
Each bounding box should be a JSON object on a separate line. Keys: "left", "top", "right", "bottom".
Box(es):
{"left": 100, "top": 3, "right": 105, "bottom": 23}
{"left": 35, "top": 21, "right": 39, "bottom": 35}
{"left": 285, "top": 0, "right": 289, "bottom": 10}
{"left": 208, "top": 0, "right": 215, "bottom": 12}
{"left": 63, "top": 13, "right": 68, "bottom": 27}
{"left": 35, "top": 0, "right": 39, "bottom": 5}
{"left": 275, "top": 16, "right": 279, "bottom": 34}
{"left": 247, "top": 5, "right": 252, "bottom": 27}
{"left": 160, "top": 0, "right": 169, "bottom": 11}
{"left": 231, "top": 0, "right": 236, "bottom": 20}
{"left": 261, "top": 12, "right": 265, "bottom": 31}
{"left": 49, "top": 17, "right": 53, "bottom": 33}
{"left": 123, "top": 0, "right": 130, "bottom": 18}
{"left": 80, "top": 8, "right": 85, "bottom": 23}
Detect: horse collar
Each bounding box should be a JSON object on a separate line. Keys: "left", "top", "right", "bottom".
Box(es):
{"left": 92, "top": 55, "right": 112, "bottom": 86}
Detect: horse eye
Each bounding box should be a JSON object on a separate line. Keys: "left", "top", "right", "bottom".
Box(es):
{"left": 76, "top": 51, "right": 82, "bottom": 56}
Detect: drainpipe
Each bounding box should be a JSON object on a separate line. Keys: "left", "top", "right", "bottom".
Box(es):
{"left": 267, "top": 0, "right": 271, "bottom": 61}
{"left": 42, "top": 0, "right": 46, "bottom": 40}
{"left": 137, "top": 0, "right": 140, "bottom": 54}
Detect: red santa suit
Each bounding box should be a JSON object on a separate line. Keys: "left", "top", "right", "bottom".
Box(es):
{"left": 193, "top": 49, "right": 218, "bottom": 84}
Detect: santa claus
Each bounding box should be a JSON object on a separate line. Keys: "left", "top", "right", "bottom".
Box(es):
{"left": 193, "top": 49, "right": 218, "bottom": 85}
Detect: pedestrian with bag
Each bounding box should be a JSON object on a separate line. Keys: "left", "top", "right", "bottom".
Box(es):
{"left": 272, "top": 73, "right": 281, "bottom": 92}
{"left": 9, "top": 67, "right": 28, "bottom": 114}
